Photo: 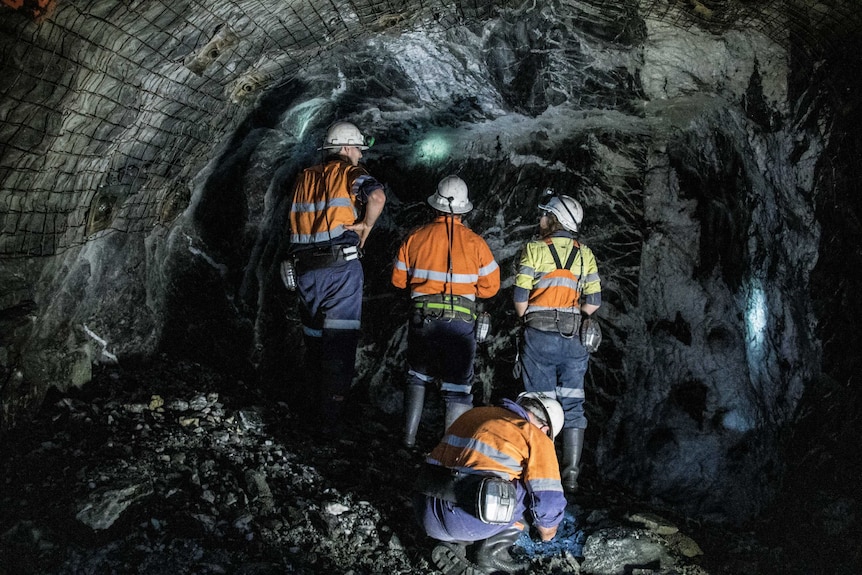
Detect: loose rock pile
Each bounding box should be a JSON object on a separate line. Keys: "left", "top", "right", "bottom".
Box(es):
{"left": 0, "top": 359, "right": 826, "bottom": 574}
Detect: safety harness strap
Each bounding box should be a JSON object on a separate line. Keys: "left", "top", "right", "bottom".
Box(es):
{"left": 544, "top": 238, "right": 579, "bottom": 271}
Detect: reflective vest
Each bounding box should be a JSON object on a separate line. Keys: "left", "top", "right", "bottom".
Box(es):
{"left": 391, "top": 216, "right": 500, "bottom": 300}
{"left": 426, "top": 400, "right": 565, "bottom": 530}
{"left": 289, "top": 158, "right": 372, "bottom": 245}
{"left": 515, "top": 234, "right": 601, "bottom": 313}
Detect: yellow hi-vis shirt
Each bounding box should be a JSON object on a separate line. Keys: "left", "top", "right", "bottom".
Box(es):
{"left": 514, "top": 234, "right": 601, "bottom": 313}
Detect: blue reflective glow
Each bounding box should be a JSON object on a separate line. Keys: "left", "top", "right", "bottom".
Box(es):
{"left": 417, "top": 136, "right": 450, "bottom": 162}
{"left": 745, "top": 281, "right": 767, "bottom": 354}
{"left": 284, "top": 98, "right": 325, "bottom": 139}
{"left": 516, "top": 508, "right": 584, "bottom": 559}
{"left": 722, "top": 409, "right": 753, "bottom": 432}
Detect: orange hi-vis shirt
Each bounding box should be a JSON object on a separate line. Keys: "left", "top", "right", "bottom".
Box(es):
{"left": 391, "top": 216, "right": 500, "bottom": 300}
{"left": 289, "top": 157, "right": 380, "bottom": 245}
{"left": 426, "top": 401, "right": 565, "bottom": 530}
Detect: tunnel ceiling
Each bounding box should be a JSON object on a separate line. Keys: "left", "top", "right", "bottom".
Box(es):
{"left": 0, "top": 0, "right": 860, "bottom": 260}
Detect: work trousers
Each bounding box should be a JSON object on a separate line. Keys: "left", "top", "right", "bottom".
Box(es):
{"left": 295, "top": 258, "right": 363, "bottom": 426}
{"left": 412, "top": 481, "right": 527, "bottom": 543}
{"left": 406, "top": 314, "right": 476, "bottom": 403}
{"left": 520, "top": 326, "right": 589, "bottom": 429}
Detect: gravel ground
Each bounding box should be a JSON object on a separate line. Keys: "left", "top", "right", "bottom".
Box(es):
{"left": 0, "top": 358, "right": 856, "bottom": 575}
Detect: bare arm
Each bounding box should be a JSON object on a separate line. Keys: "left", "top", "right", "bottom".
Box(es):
{"left": 581, "top": 303, "right": 600, "bottom": 316}
{"left": 346, "top": 188, "right": 386, "bottom": 248}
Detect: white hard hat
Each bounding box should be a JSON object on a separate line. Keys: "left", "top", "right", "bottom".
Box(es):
{"left": 321, "top": 121, "right": 369, "bottom": 150}
{"left": 428, "top": 175, "right": 473, "bottom": 214}
{"left": 540, "top": 194, "right": 583, "bottom": 233}
{"left": 516, "top": 392, "right": 565, "bottom": 439}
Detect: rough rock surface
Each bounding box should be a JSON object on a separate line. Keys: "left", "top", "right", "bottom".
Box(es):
{"left": 1, "top": 359, "right": 858, "bottom": 574}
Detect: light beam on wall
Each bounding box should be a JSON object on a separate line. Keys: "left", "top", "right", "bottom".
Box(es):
{"left": 417, "top": 135, "right": 450, "bottom": 163}
{"left": 745, "top": 280, "right": 767, "bottom": 354}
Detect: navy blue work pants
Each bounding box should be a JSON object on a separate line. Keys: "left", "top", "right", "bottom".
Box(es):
{"left": 295, "top": 259, "right": 363, "bottom": 426}
{"left": 520, "top": 326, "right": 589, "bottom": 429}
{"left": 406, "top": 314, "right": 476, "bottom": 405}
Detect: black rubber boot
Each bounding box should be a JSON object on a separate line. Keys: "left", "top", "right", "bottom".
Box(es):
{"left": 403, "top": 384, "right": 425, "bottom": 448}
{"left": 560, "top": 427, "right": 585, "bottom": 494}
{"left": 443, "top": 400, "right": 471, "bottom": 433}
{"left": 431, "top": 541, "right": 474, "bottom": 575}
{"left": 474, "top": 527, "right": 528, "bottom": 574}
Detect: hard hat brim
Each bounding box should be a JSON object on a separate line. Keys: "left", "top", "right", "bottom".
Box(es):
{"left": 427, "top": 194, "right": 472, "bottom": 214}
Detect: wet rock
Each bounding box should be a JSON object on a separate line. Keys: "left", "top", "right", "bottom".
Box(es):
{"left": 581, "top": 526, "right": 675, "bottom": 575}
{"left": 76, "top": 483, "right": 153, "bottom": 530}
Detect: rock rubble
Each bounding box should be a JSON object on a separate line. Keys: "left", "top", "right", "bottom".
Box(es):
{"left": 0, "top": 359, "right": 847, "bottom": 574}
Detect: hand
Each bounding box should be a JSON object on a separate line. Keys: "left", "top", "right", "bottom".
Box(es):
{"left": 344, "top": 221, "right": 372, "bottom": 248}
{"left": 536, "top": 524, "right": 558, "bottom": 541}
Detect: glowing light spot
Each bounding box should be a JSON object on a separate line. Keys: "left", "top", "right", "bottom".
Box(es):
{"left": 284, "top": 98, "right": 325, "bottom": 139}
{"left": 722, "top": 409, "right": 753, "bottom": 432}
{"left": 417, "top": 136, "right": 450, "bottom": 163}
{"left": 745, "top": 282, "right": 767, "bottom": 353}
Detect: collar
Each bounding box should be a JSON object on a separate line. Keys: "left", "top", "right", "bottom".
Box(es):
{"left": 501, "top": 398, "right": 530, "bottom": 421}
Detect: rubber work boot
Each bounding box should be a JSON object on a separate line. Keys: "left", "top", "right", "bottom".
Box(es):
{"left": 431, "top": 541, "right": 476, "bottom": 575}
{"left": 403, "top": 384, "right": 425, "bottom": 448}
{"left": 560, "top": 427, "right": 585, "bottom": 494}
{"left": 444, "top": 400, "right": 472, "bottom": 433}
{"left": 474, "top": 527, "right": 528, "bottom": 574}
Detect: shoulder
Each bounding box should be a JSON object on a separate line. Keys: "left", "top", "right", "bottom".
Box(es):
{"left": 577, "top": 243, "right": 596, "bottom": 257}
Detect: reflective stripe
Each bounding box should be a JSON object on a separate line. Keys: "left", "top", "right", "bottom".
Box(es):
{"left": 441, "top": 435, "right": 521, "bottom": 478}
{"left": 526, "top": 304, "right": 579, "bottom": 313}
{"left": 556, "top": 386, "right": 585, "bottom": 399}
{"left": 291, "top": 197, "right": 354, "bottom": 212}
{"left": 534, "top": 276, "right": 580, "bottom": 290}
{"left": 408, "top": 369, "right": 435, "bottom": 383}
{"left": 478, "top": 261, "right": 499, "bottom": 277}
{"left": 324, "top": 318, "right": 361, "bottom": 330}
{"left": 407, "top": 267, "right": 480, "bottom": 284}
{"left": 292, "top": 225, "right": 347, "bottom": 244}
{"left": 303, "top": 326, "right": 323, "bottom": 338}
{"left": 528, "top": 477, "right": 565, "bottom": 493}
{"left": 440, "top": 382, "right": 472, "bottom": 394}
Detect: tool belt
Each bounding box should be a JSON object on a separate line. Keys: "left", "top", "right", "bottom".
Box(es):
{"left": 415, "top": 464, "right": 516, "bottom": 525}
{"left": 413, "top": 294, "right": 477, "bottom": 321}
{"left": 294, "top": 245, "right": 360, "bottom": 271}
{"left": 523, "top": 309, "right": 581, "bottom": 336}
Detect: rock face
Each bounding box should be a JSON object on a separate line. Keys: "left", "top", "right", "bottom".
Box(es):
{"left": 0, "top": 0, "right": 860, "bottom": 528}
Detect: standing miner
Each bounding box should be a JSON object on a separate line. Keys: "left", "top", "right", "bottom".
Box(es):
{"left": 391, "top": 175, "right": 500, "bottom": 448}
{"left": 282, "top": 121, "right": 386, "bottom": 431}
{"left": 513, "top": 191, "right": 602, "bottom": 493}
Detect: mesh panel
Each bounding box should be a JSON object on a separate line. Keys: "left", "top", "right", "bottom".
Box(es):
{"left": 0, "top": 0, "right": 858, "bottom": 256}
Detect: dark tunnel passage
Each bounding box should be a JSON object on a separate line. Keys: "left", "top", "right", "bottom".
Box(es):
{"left": 2, "top": 1, "right": 862, "bottom": 573}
